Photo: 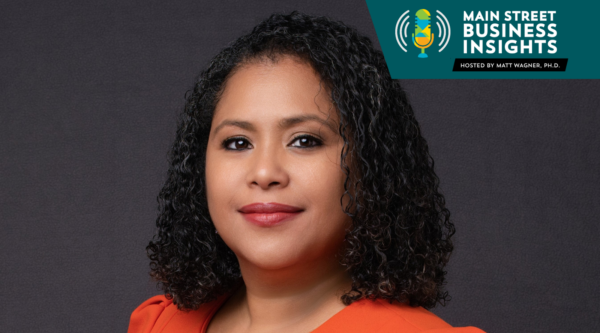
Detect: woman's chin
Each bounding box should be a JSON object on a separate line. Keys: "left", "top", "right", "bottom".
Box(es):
{"left": 234, "top": 244, "right": 312, "bottom": 271}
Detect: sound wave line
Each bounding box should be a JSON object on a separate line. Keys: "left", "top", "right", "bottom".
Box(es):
{"left": 403, "top": 15, "right": 409, "bottom": 40}
{"left": 400, "top": 15, "right": 409, "bottom": 46}
{"left": 436, "top": 20, "right": 445, "bottom": 47}
{"left": 436, "top": 10, "right": 451, "bottom": 52}
{"left": 395, "top": 10, "right": 409, "bottom": 52}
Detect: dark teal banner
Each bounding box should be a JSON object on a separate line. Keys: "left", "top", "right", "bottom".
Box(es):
{"left": 365, "top": 1, "right": 599, "bottom": 78}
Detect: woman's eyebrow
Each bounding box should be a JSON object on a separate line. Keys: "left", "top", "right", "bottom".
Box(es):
{"left": 213, "top": 120, "right": 255, "bottom": 135}
{"left": 213, "top": 114, "right": 337, "bottom": 136}
{"left": 279, "top": 114, "right": 337, "bottom": 133}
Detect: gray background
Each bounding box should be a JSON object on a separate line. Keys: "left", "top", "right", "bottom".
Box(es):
{"left": 1, "top": 1, "right": 598, "bottom": 332}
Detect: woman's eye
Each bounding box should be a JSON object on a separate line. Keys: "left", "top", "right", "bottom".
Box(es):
{"left": 290, "top": 135, "right": 323, "bottom": 148}
{"left": 223, "top": 137, "right": 251, "bottom": 150}
{"left": 222, "top": 135, "right": 322, "bottom": 151}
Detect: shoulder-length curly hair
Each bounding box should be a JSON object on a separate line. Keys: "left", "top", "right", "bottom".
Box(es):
{"left": 147, "top": 10, "right": 455, "bottom": 312}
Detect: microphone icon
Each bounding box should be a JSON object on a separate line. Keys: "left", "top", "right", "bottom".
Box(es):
{"left": 412, "top": 9, "right": 434, "bottom": 58}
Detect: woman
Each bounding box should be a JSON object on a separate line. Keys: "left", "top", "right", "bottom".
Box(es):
{"left": 128, "top": 11, "right": 485, "bottom": 333}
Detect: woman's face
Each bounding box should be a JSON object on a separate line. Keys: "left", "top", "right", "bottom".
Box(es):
{"left": 205, "top": 56, "right": 352, "bottom": 271}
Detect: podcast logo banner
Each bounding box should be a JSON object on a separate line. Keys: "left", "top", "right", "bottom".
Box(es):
{"left": 365, "top": 0, "right": 600, "bottom": 78}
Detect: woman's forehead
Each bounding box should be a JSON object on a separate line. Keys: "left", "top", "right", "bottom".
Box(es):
{"left": 212, "top": 56, "right": 338, "bottom": 128}
{"left": 221, "top": 56, "right": 325, "bottom": 99}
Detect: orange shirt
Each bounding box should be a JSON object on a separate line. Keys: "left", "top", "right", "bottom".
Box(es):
{"left": 128, "top": 294, "right": 486, "bottom": 333}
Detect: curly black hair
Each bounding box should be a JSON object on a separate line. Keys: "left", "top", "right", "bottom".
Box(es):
{"left": 147, "top": 10, "right": 455, "bottom": 312}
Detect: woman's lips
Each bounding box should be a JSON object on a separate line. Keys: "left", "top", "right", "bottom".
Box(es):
{"left": 239, "top": 202, "right": 304, "bottom": 227}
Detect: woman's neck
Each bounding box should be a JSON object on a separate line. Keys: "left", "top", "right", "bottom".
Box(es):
{"left": 215, "top": 255, "right": 352, "bottom": 332}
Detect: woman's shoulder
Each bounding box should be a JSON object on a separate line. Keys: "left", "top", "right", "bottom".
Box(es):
{"left": 314, "top": 297, "right": 486, "bottom": 333}
{"left": 372, "top": 299, "right": 486, "bottom": 333}
{"left": 127, "top": 294, "right": 227, "bottom": 333}
{"left": 127, "top": 295, "right": 173, "bottom": 333}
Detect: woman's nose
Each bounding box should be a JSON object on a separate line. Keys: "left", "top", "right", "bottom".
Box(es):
{"left": 246, "top": 140, "right": 290, "bottom": 190}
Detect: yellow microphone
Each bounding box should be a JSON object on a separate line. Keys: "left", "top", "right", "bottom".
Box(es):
{"left": 412, "top": 9, "right": 434, "bottom": 58}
